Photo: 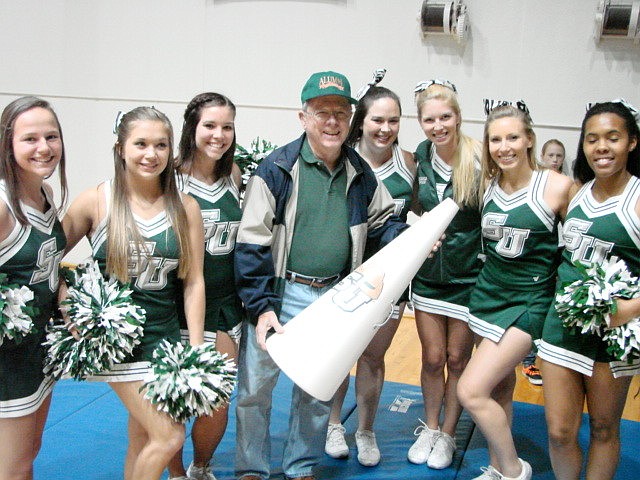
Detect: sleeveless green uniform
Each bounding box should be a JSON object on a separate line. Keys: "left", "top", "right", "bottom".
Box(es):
{"left": 469, "top": 170, "right": 560, "bottom": 342}
{"left": 539, "top": 176, "right": 640, "bottom": 377}
{"left": 177, "top": 174, "right": 243, "bottom": 345}
{"left": 358, "top": 144, "right": 415, "bottom": 318}
{"left": 359, "top": 144, "right": 414, "bottom": 223}
{"left": 0, "top": 181, "right": 66, "bottom": 417}
{"left": 88, "top": 182, "right": 181, "bottom": 382}
{"left": 411, "top": 140, "right": 483, "bottom": 321}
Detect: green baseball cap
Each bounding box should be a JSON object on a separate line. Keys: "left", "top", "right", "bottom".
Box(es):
{"left": 301, "top": 71, "right": 358, "bottom": 104}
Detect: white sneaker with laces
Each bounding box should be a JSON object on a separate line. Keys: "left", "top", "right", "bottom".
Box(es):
{"left": 407, "top": 419, "right": 439, "bottom": 464}
{"left": 427, "top": 432, "right": 456, "bottom": 469}
{"left": 325, "top": 423, "right": 349, "bottom": 459}
{"left": 472, "top": 459, "right": 532, "bottom": 480}
{"left": 471, "top": 465, "right": 501, "bottom": 480}
{"left": 355, "top": 429, "right": 380, "bottom": 467}
{"left": 187, "top": 462, "right": 217, "bottom": 480}
{"left": 502, "top": 458, "right": 532, "bottom": 480}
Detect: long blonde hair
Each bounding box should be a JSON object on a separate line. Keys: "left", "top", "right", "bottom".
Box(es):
{"left": 416, "top": 84, "right": 481, "bottom": 208}
{"left": 107, "top": 107, "right": 191, "bottom": 282}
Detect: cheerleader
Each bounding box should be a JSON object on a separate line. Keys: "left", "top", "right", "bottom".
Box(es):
{"left": 407, "top": 80, "right": 482, "bottom": 470}
{"left": 457, "top": 104, "right": 572, "bottom": 480}
{"left": 62, "top": 106, "right": 205, "bottom": 480}
{"left": 325, "top": 77, "right": 415, "bottom": 467}
{"left": 0, "top": 96, "right": 67, "bottom": 480}
{"left": 167, "top": 92, "right": 242, "bottom": 480}
{"left": 538, "top": 101, "right": 640, "bottom": 480}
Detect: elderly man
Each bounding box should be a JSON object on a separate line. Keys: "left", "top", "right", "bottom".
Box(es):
{"left": 234, "top": 70, "right": 407, "bottom": 480}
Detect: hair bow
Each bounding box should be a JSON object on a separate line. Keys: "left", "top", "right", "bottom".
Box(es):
{"left": 414, "top": 79, "right": 457, "bottom": 95}
{"left": 586, "top": 98, "right": 640, "bottom": 124}
{"left": 483, "top": 98, "right": 532, "bottom": 121}
{"left": 355, "top": 68, "right": 387, "bottom": 101}
{"left": 113, "top": 110, "right": 124, "bottom": 134}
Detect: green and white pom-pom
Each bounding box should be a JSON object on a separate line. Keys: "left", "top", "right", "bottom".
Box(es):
{"left": 141, "top": 340, "right": 237, "bottom": 423}
{"left": 603, "top": 318, "right": 640, "bottom": 362}
{"left": 555, "top": 256, "right": 640, "bottom": 361}
{"left": 555, "top": 257, "right": 640, "bottom": 334}
{"left": 43, "top": 261, "right": 146, "bottom": 380}
{"left": 0, "top": 273, "right": 38, "bottom": 346}
{"left": 234, "top": 137, "right": 276, "bottom": 189}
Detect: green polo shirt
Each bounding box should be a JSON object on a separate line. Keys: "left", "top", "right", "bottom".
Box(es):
{"left": 287, "top": 139, "right": 350, "bottom": 277}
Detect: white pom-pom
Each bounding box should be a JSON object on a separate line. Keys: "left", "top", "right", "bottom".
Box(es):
{"left": 0, "top": 273, "right": 37, "bottom": 346}
{"left": 555, "top": 256, "right": 640, "bottom": 362}
{"left": 43, "top": 261, "right": 146, "bottom": 380}
{"left": 141, "top": 340, "right": 237, "bottom": 423}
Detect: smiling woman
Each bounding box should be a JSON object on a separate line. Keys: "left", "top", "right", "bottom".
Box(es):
{"left": 0, "top": 96, "right": 68, "bottom": 480}
{"left": 538, "top": 101, "right": 640, "bottom": 480}
{"left": 325, "top": 78, "right": 416, "bottom": 468}
{"left": 169, "top": 91, "right": 243, "bottom": 480}
{"left": 457, "top": 104, "right": 573, "bottom": 480}
{"left": 407, "top": 80, "right": 482, "bottom": 471}
{"left": 61, "top": 106, "right": 206, "bottom": 480}
{"left": 12, "top": 109, "right": 63, "bottom": 186}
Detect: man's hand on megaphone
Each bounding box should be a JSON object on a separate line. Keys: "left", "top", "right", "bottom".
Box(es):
{"left": 256, "top": 311, "right": 285, "bottom": 350}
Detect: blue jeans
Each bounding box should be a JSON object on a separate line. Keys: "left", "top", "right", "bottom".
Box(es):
{"left": 235, "top": 281, "right": 334, "bottom": 479}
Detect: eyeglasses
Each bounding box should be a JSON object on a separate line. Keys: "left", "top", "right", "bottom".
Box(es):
{"left": 306, "top": 109, "right": 352, "bottom": 122}
{"left": 414, "top": 79, "right": 458, "bottom": 94}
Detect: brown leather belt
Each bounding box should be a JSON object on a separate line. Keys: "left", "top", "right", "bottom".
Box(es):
{"left": 285, "top": 271, "right": 340, "bottom": 288}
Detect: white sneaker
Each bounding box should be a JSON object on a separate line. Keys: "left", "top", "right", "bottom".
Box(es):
{"left": 407, "top": 420, "right": 439, "bottom": 464}
{"left": 502, "top": 459, "right": 532, "bottom": 480}
{"left": 472, "top": 459, "right": 532, "bottom": 480}
{"left": 354, "top": 429, "right": 380, "bottom": 467}
{"left": 187, "top": 462, "right": 217, "bottom": 480}
{"left": 427, "top": 432, "right": 456, "bottom": 469}
{"left": 471, "top": 465, "right": 501, "bottom": 480}
{"left": 325, "top": 423, "right": 349, "bottom": 459}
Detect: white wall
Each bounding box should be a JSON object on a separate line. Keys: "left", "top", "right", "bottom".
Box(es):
{"left": 1, "top": 0, "right": 638, "bottom": 258}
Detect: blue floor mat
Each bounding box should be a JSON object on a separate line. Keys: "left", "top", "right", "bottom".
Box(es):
{"left": 325, "top": 382, "right": 474, "bottom": 480}
{"left": 34, "top": 377, "right": 640, "bottom": 479}
{"left": 458, "top": 401, "right": 640, "bottom": 480}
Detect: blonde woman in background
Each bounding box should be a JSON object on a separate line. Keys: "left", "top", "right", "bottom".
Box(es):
{"left": 540, "top": 139, "right": 565, "bottom": 172}
{"left": 521, "top": 138, "right": 567, "bottom": 386}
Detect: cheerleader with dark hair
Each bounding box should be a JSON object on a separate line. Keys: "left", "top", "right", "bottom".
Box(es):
{"left": 538, "top": 101, "right": 640, "bottom": 480}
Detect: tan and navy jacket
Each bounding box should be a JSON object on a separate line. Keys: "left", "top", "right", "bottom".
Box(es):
{"left": 234, "top": 134, "right": 407, "bottom": 322}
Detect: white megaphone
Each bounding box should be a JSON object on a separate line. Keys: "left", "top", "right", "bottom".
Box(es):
{"left": 266, "top": 198, "right": 459, "bottom": 401}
